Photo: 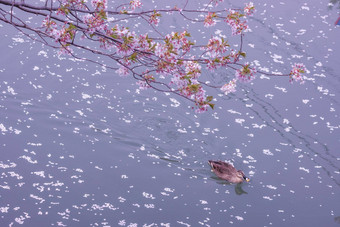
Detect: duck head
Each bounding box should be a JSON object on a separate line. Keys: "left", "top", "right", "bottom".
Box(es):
{"left": 237, "top": 170, "right": 250, "bottom": 182}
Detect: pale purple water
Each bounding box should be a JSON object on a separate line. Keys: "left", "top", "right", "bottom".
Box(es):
{"left": 0, "top": 0, "right": 340, "bottom": 226}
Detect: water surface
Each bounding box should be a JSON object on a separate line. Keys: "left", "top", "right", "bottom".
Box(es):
{"left": 0, "top": 0, "right": 340, "bottom": 226}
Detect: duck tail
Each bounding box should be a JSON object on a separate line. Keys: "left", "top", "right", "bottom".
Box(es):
{"left": 208, "top": 160, "right": 214, "bottom": 167}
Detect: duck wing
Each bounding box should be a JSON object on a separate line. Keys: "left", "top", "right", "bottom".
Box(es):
{"left": 208, "top": 160, "right": 237, "bottom": 176}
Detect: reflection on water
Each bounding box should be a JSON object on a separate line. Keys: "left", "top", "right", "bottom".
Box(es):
{"left": 235, "top": 184, "right": 248, "bottom": 195}
{"left": 335, "top": 216, "right": 340, "bottom": 224}
{"left": 1, "top": 0, "right": 340, "bottom": 226}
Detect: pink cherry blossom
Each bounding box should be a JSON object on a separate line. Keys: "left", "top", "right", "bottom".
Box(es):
{"left": 165, "top": 31, "right": 193, "bottom": 54}
{"left": 235, "top": 63, "right": 256, "bottom": 82}
{"left": 57, "top": 45, "right": 73, "bottom": 56}
{"left": 91, "top": 0, "right": 107, "bottom": 10}
{"left": 244, "top": 2, "right": 255, "bottom": 16}
{"left": 136, "top": 34, "right": 154, "bottom": 52}
{"left": 225, "top": 10, "right": 249, "bottom": 35}
{"left": 57, "top": 0, "right": 87, "bottom": 15}
{"left": 136, "top": 74, "right": 155, "bottom": 90}
{"left": 170, "top": 73, "right": 188, "bottom": 89}
{"left": 116, "top": 65, "right": 129, "bottom": 76}
{"left": 35, "top": 1, "right": 305, "bottom": 113}
{"left": 154, "top": 43, "right": 168, "bottom": 58}
{"left": 149, "top": 11, "right": 161, "bottom": 26}
{"left": 83, "top": 13, "right": 107, "bottom": 34}
{"left": 204, "top": 36, "right": 229, "bottom": 56}
{"left": 184, "top": 59, "right": 201, "bottom": 79}
{"left": 204, "top": 12, "right": 216, "bottom": 27}
{"left": 290, "top": 63, "right": 306, "bottom": 84}
{"left": 211, "top": 0, "right": 224, "bottom": 6}
{"left": 130, "top": 0, "right": 142, "bottom": 11}
{"left": 42, "top": 17, "right": 75, "bottom": 46}
{"left": 221, "top": 79, "right": 237, "bottom": 95}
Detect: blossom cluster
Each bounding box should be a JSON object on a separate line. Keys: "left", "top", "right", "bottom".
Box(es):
{"left": 153, "top": 31, "right": 194, "bottom": 73}
{"left": 91, "top": 0, "right": 107, "bottom": 10}
{"left": 169, "top": 72, "right": 209, "bottom": 113}
{"left": 219, "top": 63, "right": 256, "bottom": 95}
{"left": 290, "top": 63, "right": 306, "bottom": 84}
{"left": 224, "top": 3, "right": 254, "bottom": 35}
{"left": 202, "top": 36, "right": 232, "bottom": 70}
{"left": 225, "top": 10, "right": 249, "bottom": 35}
{"left": 116, "top": 65, "right": 129, "bottom": 76}
{"left": 39, "top": 0, "right": 306, "bottom": 112}
{"left": 130, "top": 0, "right": 142, "bottom": 11}
{"left": 204, "top": 36, "right": 229, "bottom": 55}
{"left": 83, "top": 13, "right": 107, "bottom": 34}
{"left": 149, "top": 10, "right": 161, "bottom": 26}
{"left": 244, "top": 2, "right": 255, "bottom": 16}
{"left": 204, "top": 12, "right": 217, "bottom": 27}
{"left": 184, "top": 59, "right": 201, "bottom": 79}
{"left": 57, "top": 0, "right": 87, "bottom": 15}
{"left": 221, "top": 78, "right": 237, "bottom": 95}
{"left": 112, "top": 25, "right": 138, "bottom": 55}
{"left": 42, "top": 17, "right": 75, "bottom": 54}
{"left": 166, "top": 31, "right": 193, "bottom": 54}
{"left": 211, "top": 0, "right": 224, "bottom": 6}
{"left": 136, "top": 74, "right": 155, "bottom": 90}
{"left": 235, "top": 63, "right": 256, "bottom": 82}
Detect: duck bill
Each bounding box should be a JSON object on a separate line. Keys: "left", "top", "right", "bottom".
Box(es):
{"left": 243, "top": 177, "right": 250, "bottom": 182}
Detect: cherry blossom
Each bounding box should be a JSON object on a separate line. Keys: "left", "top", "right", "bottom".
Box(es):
{"left": 149, "top": 11, "right": 161, "bottom": 26}
{"left": 204, "top": 12, "right": 217, "bottom": 27}
{"left": 170, "top": 73, "right": 188, "bottom": 89}
{"left": 42, "top": 17, "right": 76, "bottom": 54}
{"left": 137, "top": 75, "right": 154, "bottom": 90}
{"left": 290, "top": 63, "right": 306, "bottom": 84}
{"left": 204, "top": 36, "right": 229, "bottom": 56}
{"left": 83, "top": 14, "right": 106, "bottom": 34}
{"left": 221, "top": 79, "right": 237, "bottom": 95}
{"left": 184, "top": 59, "right": 202, "bottom": 79}
{"left": 211, "top": 0, "right": 224, "bottom": 6}
{"left": 225, "top": 10, "right": 249, "bottom": 35}
{"left": 235, "top": 63, "right": 256, "bottom": 82}
{"left": 116, "top": 65, "right": 129, "bottom": 76}
{"left": 244, "top": 2, "right": 255, "bottom": 16}
{"left": 6, "top": 0, "right": 307, "bottom": 113}
{"left": 91, "top": 0, "right": 107, "bottom": 10}
{"left": 57, "top": 0, "right": 87, "bottom": 15}
{"left": 130, "top": 0, "right": 142, "bottom": 11}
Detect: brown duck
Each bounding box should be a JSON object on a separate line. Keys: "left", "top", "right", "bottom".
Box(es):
{"left": 208, "top": 160, "right": 250, "bottom": 184}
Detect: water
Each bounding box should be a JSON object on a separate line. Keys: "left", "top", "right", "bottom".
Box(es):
{"left": 1, "top": 0, "right": 340, "bottom": 226}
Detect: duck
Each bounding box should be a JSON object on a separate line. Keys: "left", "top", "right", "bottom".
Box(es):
{"left": 208, "top": 160, "right": 250, "bottom": 184}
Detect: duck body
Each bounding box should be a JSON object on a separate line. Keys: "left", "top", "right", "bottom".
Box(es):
{"left": 208, "top": 160, "right": 250, "bottom": 184}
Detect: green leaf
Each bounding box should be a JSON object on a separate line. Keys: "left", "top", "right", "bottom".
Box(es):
{"left": 206, "top": 96, "right": 213, "bottom": 102}
{"left": 129, "top": 52, "right": 138, "bottom": 62}
{"left": 68, "top": 23, "right": 76, "bottom": 30}
{"left": 69, "top": 31, "right": 74, "bottom": 40}
{"left": 208, "top": 103, "right": 215, "bottom": 110}
{"left": 99, "top": 10, "right": 107, "bottom": 20}
{"left": 151, "top": 43, "right": 157, "bottom": 51}
{"left": 189, "top": 84, "right": 200, "bottom": 92}
{"left": 213, "top": 58, "right": 220, "bottom": 63}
